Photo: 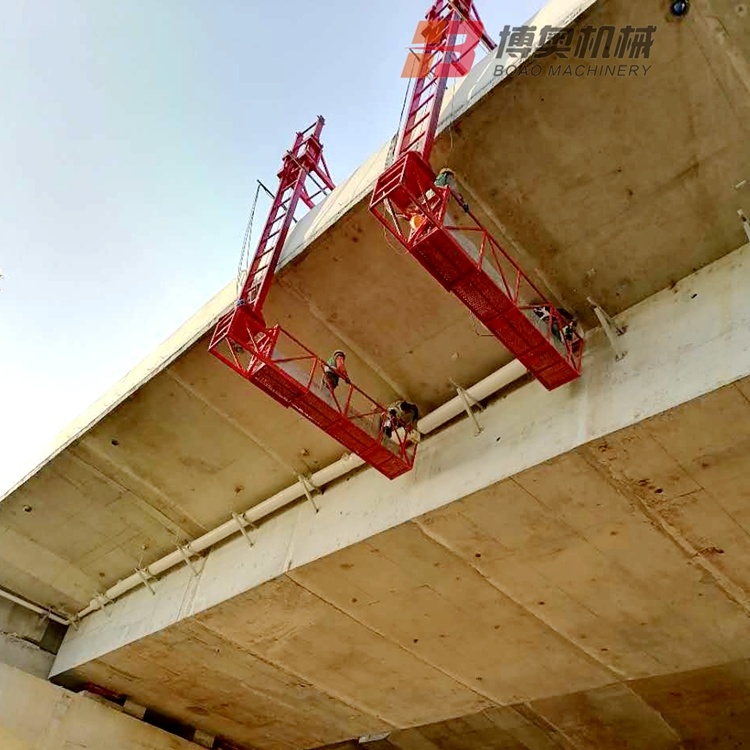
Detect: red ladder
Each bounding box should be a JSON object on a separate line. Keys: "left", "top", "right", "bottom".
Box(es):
{"left": 239, "top": 117, "right": 335, "bottom": 330}
{"left": 398, "top": 0, "right": 494, "bottom": 162}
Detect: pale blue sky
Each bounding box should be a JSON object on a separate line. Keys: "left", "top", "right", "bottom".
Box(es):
{"left": 0, "top": 0, "right": 541, "bottom": 494}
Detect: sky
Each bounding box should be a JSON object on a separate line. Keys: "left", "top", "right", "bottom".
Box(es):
{"left": 0, "top": 0, "right": 543, "bottom": 495}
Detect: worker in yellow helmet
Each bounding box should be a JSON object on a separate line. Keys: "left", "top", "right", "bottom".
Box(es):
{"left": 434, "top": 168, "right": 470, "bottom": 213}
{"left": 323, "top": 349, "right": 350, "bottom": 392}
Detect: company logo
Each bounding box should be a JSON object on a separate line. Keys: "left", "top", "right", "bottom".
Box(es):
{"left": 493, "top": 23, "right": 658, "bottom": 79}
{"left": 401, "top": 18, "right": 486, "bottom": 79}
{"left": 495, "top": 24, "right": 657, "bottom": 61}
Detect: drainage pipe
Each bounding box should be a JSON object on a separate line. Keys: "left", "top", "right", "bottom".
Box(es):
{"left": 75, "top": 358, "right": 528, "bottom": 621}
{"left": 0, "top": 585, "right": 70, "bottom": 626}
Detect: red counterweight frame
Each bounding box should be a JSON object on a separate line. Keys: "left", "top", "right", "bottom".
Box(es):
{"left": 370, "top": 0, "right": 585, "bottom": 390}
{"left": 209, "top": 118, "right": 417, "bottom": 480}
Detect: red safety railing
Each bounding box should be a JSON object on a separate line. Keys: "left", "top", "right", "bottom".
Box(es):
{"left": 370, "top": 151, "right": 583, "bottom": 390}
{"left": 210, "top": 309, "right": 417, "bottom": 479}
{"left": 371, "top": 0, "right": 583, "bottom": 389}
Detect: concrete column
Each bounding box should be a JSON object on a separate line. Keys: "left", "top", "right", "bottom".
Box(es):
{"left": 0, "top": 662, "right": 198, "bottom": 749}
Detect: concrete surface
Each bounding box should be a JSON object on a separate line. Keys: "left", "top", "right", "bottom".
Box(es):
{"left": 50, "top": 242, "right": 750, "bottom": 748}
{"left": 0, "top": 598, "right": 47, "bottom": 642}
{"left": 54, "top": 380, "right": 750, "bottom": 749}
{"left": 0, "top": 661, "right": 200, "bottom": 750}
{"left": 0, "top": 631, "right": 53, "bottom": 679}
{"left": 1, "top": 0, "right": 749, "bottom": 747}
{"left": 0, "top": 599, "right": 63, "bottom": 678}
{"left": 2, "top": 0, "right": 748, "bottom": 620}
{"left": 0, "top": 726, "right": 32, "bottom": 750}
{"left": 310, "top": 664, "right": 750, "bottom": 749}
{"left": 52, "top": 238, "right": 750, "bottom": 673}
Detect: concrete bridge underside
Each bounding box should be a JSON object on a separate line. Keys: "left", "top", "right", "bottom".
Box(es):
{"left": 52, "top": 240, "right": 750, "bottom": 749}
{"left": 59, "top": 387, "right": 750, "bottom": 749}
{"left": 1, "top": 0, "right": 749, "bottom": 747}
{"left": 55, "top": 375, "right": 750, "bottom": 749}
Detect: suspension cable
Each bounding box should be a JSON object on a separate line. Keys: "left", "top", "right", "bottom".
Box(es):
{"left": 236, "top": 181, "right": 263, "bottom": 297}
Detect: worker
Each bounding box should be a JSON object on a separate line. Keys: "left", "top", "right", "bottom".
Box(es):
{"left": 558, "top": 307, "right": 577, "bottom": 341}
{"left": 434, "top": 168, "right": 470, "bottom": 213}
{"left": 533, "top": 306, "right": 577, "bottom": 344}
{"left": 558, "top": 308, "right": 578, "bottom": 342}
{"left": 532, "top": 305, "right": 550, "bottom": 322}
{"left": 408, "top": 209, "right": 426, "bottom": 234}
{"left": 395, "top": 206, "right": 426, "bottom": 236}
{"left": 401, "top": 207, "right": 426, "bottom": 240}
{"left": 380, "top": 400, "right": 420, "bottom": 440}
{"left": 323, "top": 350, "right": 350, "bottom": 392}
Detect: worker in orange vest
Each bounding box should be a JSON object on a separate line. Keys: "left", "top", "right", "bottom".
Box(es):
{"left": 406, "top": 208, "right": 426, "bottom": 236}
{"left": 397, "top": 168, "right": 468, "bottom": 241}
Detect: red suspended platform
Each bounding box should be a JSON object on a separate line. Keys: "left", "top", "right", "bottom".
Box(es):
{"left": 370, "top": 151, "right": 584, "bottom": 390}
{"left": 209, "top": 312, "right": 417, "bottom": 479}
{"left": 209, "top": 117, "right": 418, "bottom": 480}
{"left": 370, "top": 0, "right": 583, "bottom": 390}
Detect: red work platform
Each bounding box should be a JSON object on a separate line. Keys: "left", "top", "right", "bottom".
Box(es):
{"left": 370, "top": 151, "right": 584, "bottom": 390}
{"left": 209, "top": 307, "right": 417, "bottom": 480}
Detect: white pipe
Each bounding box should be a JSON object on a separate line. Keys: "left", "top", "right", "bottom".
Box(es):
{"left": 0, "top": 585, "right": 70, "bottom": 626}
{"left": 75, "top": 359, "right": 528, "bottom": 621}
{"left": 419, "top": 359, "right": 528, "bottom": 434}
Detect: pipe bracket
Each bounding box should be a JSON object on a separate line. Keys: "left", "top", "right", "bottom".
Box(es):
{"left": 134, "top": 568, "right": 156, "bottom": 595}
{"left": 176, "top": 544, "right": 200, "bottom": 577}
{"left": 232, "top": 512, "right": 255, "bottom": 547}
{"left": 450, "top": 379, "right": 484, "bottom": 436}
{"left": 298, "top": 475, "right": 321, "bottom": 513}
{"left": 588, "top": 296, "right": 626, "bottom": 361}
